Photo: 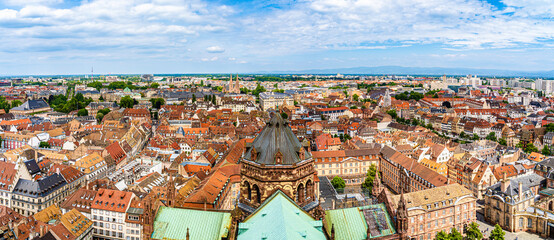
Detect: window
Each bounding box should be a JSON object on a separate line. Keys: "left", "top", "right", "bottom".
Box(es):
{"left": 528, "top": 218, "right": 533, "bottom": 228}
{"left": 519, "top": 218, "right": 523, "bottom": 228}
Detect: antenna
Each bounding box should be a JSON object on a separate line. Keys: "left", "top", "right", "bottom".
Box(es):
{"left": 91, "top": 67, "right": 94, "bottom": 80}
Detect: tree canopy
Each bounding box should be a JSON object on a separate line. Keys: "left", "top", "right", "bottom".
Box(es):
{"left": 331, "top": 176, "right": 345, "bottom": 189}
{"left": 361, "top": 164, "right": 379, "bottom": 191}
{"left": 489, "top": 224, "right": 505, "bottom": 240}
{"left": 120, "top": 96, "right": 137, "bottom": 108}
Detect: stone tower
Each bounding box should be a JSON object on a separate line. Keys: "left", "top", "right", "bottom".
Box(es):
{"left": 239, "top": 113, "right": 317, "bottom": 209}
{"left": 396, "top": 192, "right": 409, "bottom": 238}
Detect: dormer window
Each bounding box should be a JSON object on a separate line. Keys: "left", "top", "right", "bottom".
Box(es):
{"left": 275, "top": 151, "right": 283, "bottom": 164}
{"left": 251, "top": 148, "right": 258, "bottom": 161}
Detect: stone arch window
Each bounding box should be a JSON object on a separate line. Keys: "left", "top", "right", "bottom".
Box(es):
{"left": 245, "top": 181, "right": 251, "bottom": 201}
{"left": 252, "top": 184, "right": 261, "bottom": 204}
{"left": 550, "top": 201, "right": 553, "bottom": 211}
{"left": 296, "top": 183, "right": 305, "bottom": 203}
{"left": 306, "top": 180, "right": 314, "bottom": 200}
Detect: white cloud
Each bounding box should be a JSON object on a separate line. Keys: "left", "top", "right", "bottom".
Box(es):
{"left": 238, "top": 0, "right": 554, "bottom": 54}
{"left": 201, "top": 56, "right": 218, "bottom": 61}
{"left": 3, "top": 0, "right": 62, "bottom": 6}
{"left": 206, "top": 46, "right": 225, "bottom": 53}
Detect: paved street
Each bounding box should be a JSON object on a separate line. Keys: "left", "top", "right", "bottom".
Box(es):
{"left": 476, "top": 211, "right": 546, "bottom": 240}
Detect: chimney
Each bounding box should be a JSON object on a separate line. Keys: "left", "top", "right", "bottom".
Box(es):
{"left": 14, "top": 224, "right": 19, "bottom": 239}
{"left": 519, "top": 181, "right": 523, "bottom": 199}
{"left": 501, "top": 172, "right": 508, "bottom": 193}
{"left": 186, "top": 228, "right": 190, "bottom": 240}
{"left": 40, "top": 225, "right": 45, "bottom": 236}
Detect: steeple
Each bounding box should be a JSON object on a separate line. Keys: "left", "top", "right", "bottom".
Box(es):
{"left": 396, "top": 192, "right": 409, "bottom": 236}
{"left": 372, "top": 173, "right": 383, "bottom": 197}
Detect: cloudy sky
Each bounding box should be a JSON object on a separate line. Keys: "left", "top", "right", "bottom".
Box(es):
{"left": 0, "top": 0, "right": 553, "bottom": 75}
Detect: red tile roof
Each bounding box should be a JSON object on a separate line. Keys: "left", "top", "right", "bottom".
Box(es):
{"left": 92, "top": 189, "right": 133, "bottom": 213}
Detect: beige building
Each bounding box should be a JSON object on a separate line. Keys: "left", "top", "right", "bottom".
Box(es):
{"left": 386, "top": 183, "right": 477, "bottom": 240}
{"left": 312, "top": 147, "right": 380, "bottom": 185}
{"left": 484, "top": 174, "right": 547, "bottom": 235}
{"left": 259, "top": 92, "right": 294, "bottom": 111}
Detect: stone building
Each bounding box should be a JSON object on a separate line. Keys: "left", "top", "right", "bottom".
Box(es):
{"left": 484, "top": 173, "right": 548, "bottom": 236}
{"left": 375, "top": 179, "right": 477, "bottom": 240}
{"left": 238, "top": 113, "right": 319, "bottom": 216}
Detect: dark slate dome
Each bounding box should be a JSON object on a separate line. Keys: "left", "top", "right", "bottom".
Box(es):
{"left": 244, "top": 113, "right": 311, "bottom": 165}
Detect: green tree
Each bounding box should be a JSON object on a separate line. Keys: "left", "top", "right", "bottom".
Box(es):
{"left": 459, "top": 131, "right": 467, "bottom": 139}
{"left": 466, "top": 222, "right": 483, "bottom": 240}
{"left": 150, "top": 83, "right": 160, "bottom": 89}
{"left": 150, "top": 98, "right": 165, "bottom": 109}
{"left": 120, "top": 96, "right": 136, "bottom": 108}
{"left": 0, "top": 96, "right": 12, "bottom": 113}
{"left": 448, "top": 227, "right": 463, "bottom": 240}
{"left": 434, "top": 231, "right": 449, "bottom": 240}
{"left": 386, "top": 109, "right": 397, "bottom": 119}
{"left": 352, "top": 94, "right": 359, "bottom": 101}
{"left": 498, "top": 138, "right": 507, "bottom": 146}
{"left": 524, "top": 142, "right": 539, "bottom": 153}
{"left": 361, "top": 164, "right": 379, "bottom": 191}
{"left": 10, "top": 100, "right": 22, "bottom": 108}
{"left": 87, "top": 81, "right": 104, "bottom": 91}
{"left": 472, "top": 134, "right": 480, "bottom": 140}
{"left": 546, "top": 123, "right": 554, "bottom": 133}
{"left": 280, "top": 112, "right": 288, "bottom": 119}
{"left": 96, "top": 112, "right": 105, "bottom": 122}
{"left": 77, "top": 109, "right": 88, "bottom": 116}
{"left": 485, "top": 132, "right": 497, "bottom": 141}
{"left": 489, "top": 224, "right": 505, "bottom": 240}
{"left": 331, "top": 176, "right": 345, "bottom": 189}
{"left": 426, "top": 123, "right": 433, "bottom": 130}
{"left": 542, "top": 145, "right": 551, "bottom": 155}
{"left": 99, "top": 95, "right": 104, "bottom": 101}
{"left": 192, "top": 94, "right": 197, "bottom": 103}
{"left": 39, "top": 141, "right": 50, "bottom": 148}
{"left": 252, "top": 83, "right": 266, "bottom": 97}
{"left": 516, "top": 141, "right": 524, "bottom": 149}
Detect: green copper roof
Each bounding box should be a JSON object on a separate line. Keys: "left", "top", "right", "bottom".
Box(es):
{"left": 238, "top": 190, "right": 326, "bottom": 240}
{"left": 324, "top": 204, "right": 396, "bottom": 240}
{"left": 152, "top": 206, "right": 231, "bottom": 240}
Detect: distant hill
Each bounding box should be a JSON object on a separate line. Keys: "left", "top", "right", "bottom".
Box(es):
{"left": 265, "top": 66, "right": 554, "bottom": 78}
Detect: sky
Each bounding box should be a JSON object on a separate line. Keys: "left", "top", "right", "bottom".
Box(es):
{"left": 0, "top": 0, "right": 553, "bottom": 75}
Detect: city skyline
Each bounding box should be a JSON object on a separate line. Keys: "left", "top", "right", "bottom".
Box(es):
{"left": 0, "top": 0, "right": 553, "bottom": 75}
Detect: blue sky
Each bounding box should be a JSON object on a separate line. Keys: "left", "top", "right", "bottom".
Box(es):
{"left": 0, "top": 0, "right": 552, "bottom": 75}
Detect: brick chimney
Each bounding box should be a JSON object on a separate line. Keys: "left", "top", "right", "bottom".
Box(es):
{"left": 500, "top": 172, "right": 508, "bottom": 192}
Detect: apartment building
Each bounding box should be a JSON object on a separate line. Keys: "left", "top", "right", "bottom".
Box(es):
{"left": 258, "top": 92, "right": 294, "bottom": 111}
{"left": 389, "top": 183, "right": 477, "bottom": 240}
{"left": 91, "top": 189, "right": 135, "bottom": 240}
{"left": 380, "top": 145, "right": 448, "bottom": 194}
{"left": 312, "top": 147, "right": 381, "bottom": 185}
{"left": 484, "top": 174, "right": 545, "bottom": 233}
